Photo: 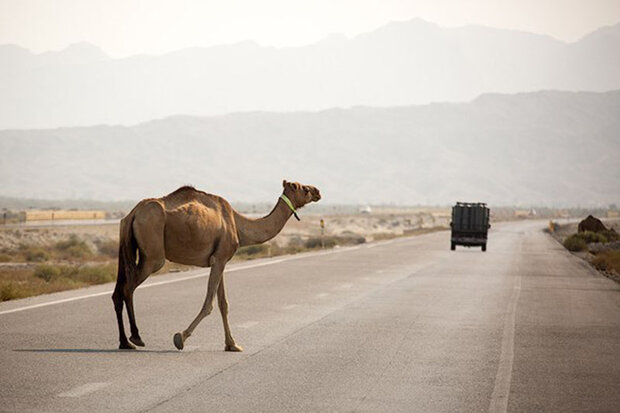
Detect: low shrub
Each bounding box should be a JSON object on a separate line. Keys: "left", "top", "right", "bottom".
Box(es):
{"left": 55, "top": 235, "right": 92, "bottom": 258}
{"left": 591, "top": 250, "right": 620, "bottom": 274}
{"left": 576, "top": 231, "right": 608, "bottom": 244}
{"left": 96, "top": 240, "right": 118, "bottom": 258}
{"left": 24, "top": 247, "right": 50, "bottom": 262}
{"left": 339, "top": 234, "right": 366, "bottom": 245}
{"left": 34, "top": 264, "right": 61, "bottom": 282}
{"left": 563, "top": 231, "right": 613, "bottom": 252}
{"left": 601, "top": 230, "right": 619, "bottom": 242}
{"left": 0, "top": 253, "right": 12, "bottom": 263}
{"left": 563, "top": 235, "right": 587, "bottom": 251}
{"left": 34, "top": 263, "right": 116, "bottom": 284}
{"left": 0, "top": 282, "right": 29, "bottom": 301}
{"left": 74, "top": 265, "right": 116, "bottom": 284}
{"left": 237, "top": 244, "right": 270, "bottom": 257}
{"left": 304, "top": 237, "right": 336, "bottom": 249}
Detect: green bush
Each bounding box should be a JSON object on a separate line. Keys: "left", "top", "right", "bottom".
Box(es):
{"left": 34, "top": 264, "right": 61, "bottom": 282}
{"left": 563, "top": 235, "right": 587, "bottom": 251}
{"left": 577, "top": 231, "right": 608, "bottom": 244}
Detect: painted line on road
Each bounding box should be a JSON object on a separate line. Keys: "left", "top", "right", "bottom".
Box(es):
{"left": 282, "top": 304, "right": 298, "bottom": 310}
{"left": 0, "top": 239, "right": 407, "bottom": 317}
{"left": 488, "top": 274, "right": 522, "bottom": 413}
{"left": 58, "top": 382, "right": 110, "bottom": 398}
{"left": 316, "top": 293, "right": 329, "bottom": 298}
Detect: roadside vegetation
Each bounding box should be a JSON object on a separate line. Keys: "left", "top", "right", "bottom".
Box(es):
{"left": 1, "top": 223, "right": 449, "bottom": 302}
{"left": 562, "top": 230, "right": 617, "bottom": 251}
{"left": 0, "top": 234, "right": 119, "bottom": 301}
{"left": 553, "top": 220, "right": 620, "bottom": 283}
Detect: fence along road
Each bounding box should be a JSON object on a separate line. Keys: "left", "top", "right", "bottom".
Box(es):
{"left": 0, "top": 220, "right": 618, "bottom": 412}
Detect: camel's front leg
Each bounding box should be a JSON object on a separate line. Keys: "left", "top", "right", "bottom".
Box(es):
{"left": 218, "top": 277, "right": 243, "bottom": 352}
{"left": 173, "top": 259, "right": 225, "bottom": 350}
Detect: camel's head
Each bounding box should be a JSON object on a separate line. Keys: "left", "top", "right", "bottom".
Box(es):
{"left": 282, "top": 179, "right": 321, "bottom": 208}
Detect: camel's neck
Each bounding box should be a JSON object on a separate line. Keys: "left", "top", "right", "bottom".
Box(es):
{"left": 233, "top": 196, "right": 294, "bottom": 247}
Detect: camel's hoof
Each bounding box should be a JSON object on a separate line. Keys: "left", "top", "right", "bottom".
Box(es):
{"left": 129, "top": 335, "right": 145, "bottom": 347}
{"left": 119, "top": 341, "right": 136, "bottom": 350}
{"left": 225, "top": 343, "right": 244, "bottom": 352}
{"left": 173, "top": 332, "right": 184, "bottom": 350}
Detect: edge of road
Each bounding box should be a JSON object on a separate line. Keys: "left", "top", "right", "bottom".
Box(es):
{"left": 0, "top": 230, "right": 448, "bottom": 316}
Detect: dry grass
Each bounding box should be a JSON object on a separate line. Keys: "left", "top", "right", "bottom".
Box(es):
{"left": 1, "top": 267, "right": 84, "bottom": 301}
{"left": 591, "top": 251, "right": 620, "bottom": 281}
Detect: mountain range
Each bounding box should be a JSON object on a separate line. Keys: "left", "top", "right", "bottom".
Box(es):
{"left": 1, "top": 90, "right": 618, "bottom": 206}
{"left": 1, "top": 19, "right": 619, "bottom": 129}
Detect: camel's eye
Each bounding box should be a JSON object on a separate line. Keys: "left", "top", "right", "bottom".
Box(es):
{"left": 303, "top": 186, "right": 310, "bottom": 193}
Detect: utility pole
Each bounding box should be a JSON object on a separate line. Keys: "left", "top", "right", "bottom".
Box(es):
{"left": 320, "top": 218, "right": 325, "bottom": 249}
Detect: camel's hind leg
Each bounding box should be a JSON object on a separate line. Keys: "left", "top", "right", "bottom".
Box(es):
{"left": 126, "top": 252, "right": 164, "bottom": 347}
{"left": 218, "top": 277, "right": 243, "bottom": 352}
{"left": 112, "top": 281, "right": 134, "bottom": 350}
{"left": 126, "top": 202, "right": 166, "bottom": 347}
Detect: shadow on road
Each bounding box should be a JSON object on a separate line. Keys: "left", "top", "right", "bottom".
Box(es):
{"left": 14, "top": 348, "right": 179, "bottom": 354}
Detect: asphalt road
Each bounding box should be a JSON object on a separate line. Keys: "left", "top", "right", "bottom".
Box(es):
{"left": 1, "top": 220, "right": 619, "bottom": 412}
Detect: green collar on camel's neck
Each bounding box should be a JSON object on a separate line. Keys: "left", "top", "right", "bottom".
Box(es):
{"left": 280, "top": 194, "right": 300, "bottom": 221}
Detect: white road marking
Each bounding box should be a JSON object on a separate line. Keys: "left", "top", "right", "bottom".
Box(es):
{"left": 337, "top": 283, "right": 353, "bottom": 290}
{"left": 316, "top": 293, "right": 329, "bottom": 298}
{"left": 58, "top": 382, "right": 110, "bottom": 398}
{"left": 236, "top": 321, "right": 258, "bottom": 329}
{"left": 0, "top": 240, "right": 404, "bottom": 316}
{"left": 282, "top": 304, "right": 298, "bottom": 310}
{"left": 488, "top": 274, "right": 522, "bottom": 413}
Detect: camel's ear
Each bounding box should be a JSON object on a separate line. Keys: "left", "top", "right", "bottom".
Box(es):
{"left": 282, "top": 179, "right": 288, "bottom": 188}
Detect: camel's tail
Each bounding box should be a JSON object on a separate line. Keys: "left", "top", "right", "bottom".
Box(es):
{"left": 116, "top": 205, "right": 140, "bottom": 289}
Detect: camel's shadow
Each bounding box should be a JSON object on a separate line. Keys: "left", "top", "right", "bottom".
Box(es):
{"left": 14, "top": 348, "right": 179, "bottom": 354}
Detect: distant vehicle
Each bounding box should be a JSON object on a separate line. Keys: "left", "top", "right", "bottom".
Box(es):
{"left": 450, "top": 202, "right": 490, "bottom": 251}
{"left": 359, "top": 205, "right": 372, "bottom": 214}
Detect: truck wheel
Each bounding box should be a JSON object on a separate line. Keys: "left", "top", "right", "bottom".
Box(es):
{"left": 482, "top": 244, "right": 487, "bottom": 252}
{"left": 451, "top": 242, "right": 456, "bottom": 251}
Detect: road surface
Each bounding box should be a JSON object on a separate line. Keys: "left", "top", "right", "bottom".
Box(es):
{"left": 1, "top": 220, "right": 619, "bottom": 412}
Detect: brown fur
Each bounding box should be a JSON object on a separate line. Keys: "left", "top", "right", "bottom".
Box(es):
{"left": 112, "top": 180, "right": 320, "bottom": 350}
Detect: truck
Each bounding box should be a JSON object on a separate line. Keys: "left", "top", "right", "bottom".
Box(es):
{"left": 450, "top": 202, "right": 490, "bottom": 251}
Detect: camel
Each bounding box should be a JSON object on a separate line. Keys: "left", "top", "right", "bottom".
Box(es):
{"left": 112, "top": 180, "right": 321, "bottom": 351}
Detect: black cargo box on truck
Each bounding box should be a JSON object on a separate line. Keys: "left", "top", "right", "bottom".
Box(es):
{"left": 450, "top": 202, "right": 490, "bottom": 251}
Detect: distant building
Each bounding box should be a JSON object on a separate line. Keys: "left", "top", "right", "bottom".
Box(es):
{"left": 21, "top": 210, "right": 106, "bottom": 221}
{"left": 607, "top": 210, "right": 620, "bottom": 218}
{"left": 514, "top": 209, "right": 536, "bottom": 218}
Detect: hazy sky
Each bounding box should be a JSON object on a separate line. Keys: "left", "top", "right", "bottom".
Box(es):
{"left": 1, "top": 0, "right": 619, "bottom": 57}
